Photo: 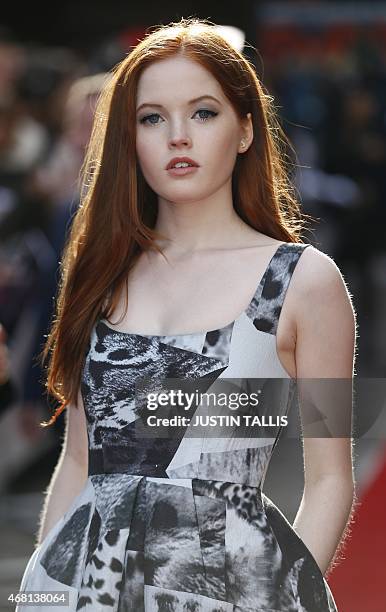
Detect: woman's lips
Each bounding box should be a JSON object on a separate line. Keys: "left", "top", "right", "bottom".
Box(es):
{"left": 166, "top": 166, "right": 199, "bottom": 177}
{"left": 166, "top": 156, "right": 199, "bottom": 169}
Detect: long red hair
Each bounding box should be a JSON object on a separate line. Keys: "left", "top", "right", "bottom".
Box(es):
{"left": 39, "top": 17, "right": 311, "bottom": 426}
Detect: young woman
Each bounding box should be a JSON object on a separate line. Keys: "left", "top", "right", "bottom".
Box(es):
{"left": 17, "top": 18, "right": 356, "bottom": 612}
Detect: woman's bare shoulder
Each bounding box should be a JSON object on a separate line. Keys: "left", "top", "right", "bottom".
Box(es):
{"left": 293, "top": 244, "right": 349, "bottom": 298}
{"left": 287, "top": 244, "right": 356, "bottom": 339}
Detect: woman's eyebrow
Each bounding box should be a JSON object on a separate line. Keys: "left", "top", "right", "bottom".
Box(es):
{"left": 136, "top": 94, "right": 222, "bottom": 112}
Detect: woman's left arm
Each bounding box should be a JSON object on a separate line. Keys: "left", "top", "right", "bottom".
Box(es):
{"left": 291, "top": 246, "right": 357, "bottom": 578}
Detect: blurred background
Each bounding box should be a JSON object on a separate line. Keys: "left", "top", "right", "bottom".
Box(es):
{"left": 0, "top": 1, "right": 385, "bottom": 611}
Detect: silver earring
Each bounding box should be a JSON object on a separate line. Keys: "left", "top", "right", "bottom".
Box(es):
{"left": 240, "top": 139, "right": 246, "bottom": 149}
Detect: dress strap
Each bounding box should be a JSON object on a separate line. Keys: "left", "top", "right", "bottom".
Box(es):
{"left": 252, "top": 242, "right": 311, "bottom": 335}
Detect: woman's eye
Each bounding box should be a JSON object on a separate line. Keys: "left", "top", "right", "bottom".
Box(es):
{"left": 194, "top": 109, "right": 218, "bottom": 121}
{"left": 139, "top": 113, "right": 162, "bottom": 125}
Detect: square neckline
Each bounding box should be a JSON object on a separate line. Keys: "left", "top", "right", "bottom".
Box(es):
{"left": 98, "top": 241, "right": 287, "bottom": 341}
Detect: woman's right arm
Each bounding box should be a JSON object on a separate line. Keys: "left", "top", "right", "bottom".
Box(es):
{"left": 36, "top": 388, "right": 89, "bottom": 548}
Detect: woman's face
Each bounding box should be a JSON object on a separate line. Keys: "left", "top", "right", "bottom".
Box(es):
{"left": 135, "top": 54, "right": 251, "bottom": 205}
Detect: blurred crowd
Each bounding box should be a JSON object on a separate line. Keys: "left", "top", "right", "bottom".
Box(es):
{"left": 262, "top": 26, "right": 386, "bottom": 373}
{"left": 0, "top": 32, "right": 116, "bottom": 439}
{"left": 0, "top": 21, "right": 385, "bottom": 484}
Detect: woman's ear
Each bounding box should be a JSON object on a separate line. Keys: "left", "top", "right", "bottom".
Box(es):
{"left": 238, "top": 112, "right": 253, "bottom": 153}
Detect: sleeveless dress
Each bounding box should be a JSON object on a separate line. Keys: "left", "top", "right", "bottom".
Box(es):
{"left": 17, "top": 241, "right": 338, "bottom": 612}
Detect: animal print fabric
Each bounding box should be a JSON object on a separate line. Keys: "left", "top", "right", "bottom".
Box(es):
{"left": 17, "top": 242, "right": 338, "bottom": 611}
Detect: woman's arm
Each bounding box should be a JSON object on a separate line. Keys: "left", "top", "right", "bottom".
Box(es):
{"left": 36, "top": 388, "right": 89, "bottom": 548}
{"left": 290, "top": 246, "right": 357, "bottom": 577}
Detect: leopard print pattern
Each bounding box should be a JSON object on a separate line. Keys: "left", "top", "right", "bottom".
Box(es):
{"left": 248, "top": 243, "right": 311, "bottom": 334}
{"left": 76, "top": 527, "right": 129, "bottom": 610}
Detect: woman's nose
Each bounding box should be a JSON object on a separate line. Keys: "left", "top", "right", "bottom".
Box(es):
{"left": 168, "top": 131, "right": 192, "bottom": 149}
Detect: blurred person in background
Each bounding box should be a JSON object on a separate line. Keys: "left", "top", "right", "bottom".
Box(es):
{"left": 0, "top": 50, "right": 85, "bottom": 449}
{"left": 0, "top": 45, "right": 81, "bottom": 343}
{"left": 322, "top": 82, "right": 386, "bottom": 367}
{"left": 13, "top": 73, "right": 108, "bottom": 440}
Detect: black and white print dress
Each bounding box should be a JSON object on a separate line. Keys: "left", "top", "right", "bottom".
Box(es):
{"left": 17, "top": 241, "right": 338, "bottom": 612}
